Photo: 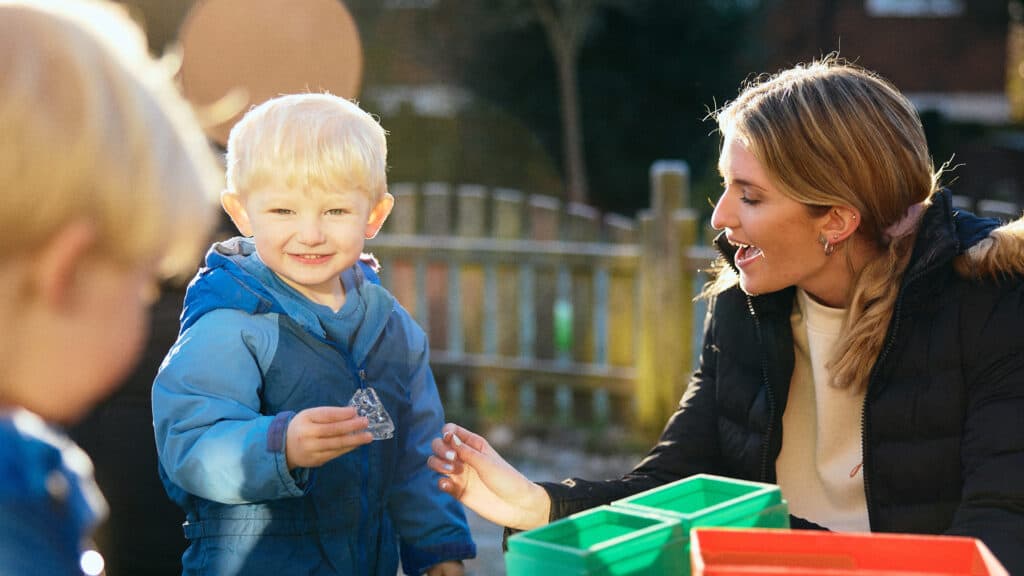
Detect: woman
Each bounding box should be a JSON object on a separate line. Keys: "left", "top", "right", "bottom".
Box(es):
{"left": 427, "top": 57, "right": 1024, "bottom": 570}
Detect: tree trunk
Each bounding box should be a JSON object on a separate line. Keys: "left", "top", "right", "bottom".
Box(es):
{"left": 533, "top": 0, "right": 590, "bottom": 205}
{"left": 553, "top": 39, "right": 589, "bottom": 205}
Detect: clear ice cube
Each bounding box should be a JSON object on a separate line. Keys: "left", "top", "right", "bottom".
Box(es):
{"left": 349, "top": 387, "right": 395, "bottom": 440}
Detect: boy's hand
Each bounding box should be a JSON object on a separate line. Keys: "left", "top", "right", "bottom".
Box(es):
{"left": 425, "top": 560, "right": 464, "bottom": 576}
{"left": 285, "top": 406, "right": 373, "bottom": 469}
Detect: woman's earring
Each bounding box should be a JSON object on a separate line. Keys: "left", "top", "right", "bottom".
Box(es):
{"left": 819, "top": 233, "right": 836, "bottom": 256}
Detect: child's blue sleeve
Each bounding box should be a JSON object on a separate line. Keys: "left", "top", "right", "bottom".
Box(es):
{"left": 386, "top": 322, "right": 476, "bottom": 574}
{"left": 153, "top": 309, "right": 306, "bottom": 505}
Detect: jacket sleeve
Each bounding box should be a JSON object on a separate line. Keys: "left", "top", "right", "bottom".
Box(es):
{"left": 152, "top": 308, "right": 306, "bottom": 505}
{"left": 540, "top": 294, "right": 725, "bottom": 521}
{"left": 386, "top": 320, "right": 476, "bottom": 575}
{"left": 946, "top": 282, "right": 1024, "bottom": 572}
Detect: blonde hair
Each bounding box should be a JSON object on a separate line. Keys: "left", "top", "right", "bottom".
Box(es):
{"left": 225, "top": 93, "right": 388, "bottom": 202}
{"left": 710, "top": 56, "right": 942, "bottom": 390}
{"left": 0, "top": 0, "right": 220, "bottom": 277}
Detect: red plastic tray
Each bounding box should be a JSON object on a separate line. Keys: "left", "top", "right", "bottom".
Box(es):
{"left": 690, "top": 528, "right": 1008, "bottom": 576}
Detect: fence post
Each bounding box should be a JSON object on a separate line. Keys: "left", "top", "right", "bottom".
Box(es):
{"left": 637, "top": 161, "right": 694, "bottom": 440}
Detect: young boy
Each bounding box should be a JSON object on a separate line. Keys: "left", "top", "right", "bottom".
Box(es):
{"left": 152, "top": 93, "right": 476, "bottom": 576}
{"left": 0, "top": 0, "right": 220, "bottom": 574}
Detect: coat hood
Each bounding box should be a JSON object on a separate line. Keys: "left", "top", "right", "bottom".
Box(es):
{"left": 179, "top": 237, "right": 394, "bottom": 366}
{"left": 953, "top": 209, "right": 1024, "bottom": 280}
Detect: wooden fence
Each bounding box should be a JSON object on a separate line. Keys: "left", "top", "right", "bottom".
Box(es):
{"left": 367, "top": 166, "right": 1023, "bottom": 441}
{"left": 367, "top": 162, "right": 716, "bottom": 440}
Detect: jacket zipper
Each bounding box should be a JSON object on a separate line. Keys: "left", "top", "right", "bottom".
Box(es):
{"left": 317, "top": 335, "right": 372, "bottom": 573}
{"left": 748, "top": 295, "right": 777, "bottom": 483}
{"left": 861, "top": 260, "right": 936, "bottom": 529}
{"left": 357, "top": 366, "right": 370, "bottom": 573}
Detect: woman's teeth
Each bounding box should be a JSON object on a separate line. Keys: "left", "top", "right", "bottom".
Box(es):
{"left": 739, "top": 244, "right": 763, "bottom": 260}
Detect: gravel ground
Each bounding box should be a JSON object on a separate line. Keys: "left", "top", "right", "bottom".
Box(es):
{"left": 456, "top": 432, "right": 642, "bottom": 576}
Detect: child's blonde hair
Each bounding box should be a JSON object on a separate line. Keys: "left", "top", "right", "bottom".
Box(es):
{"left": 0, "top": 0, "right": 220, "bottom": 277}
{"left": 225, "top": 93, "right": 388, "bottom": 202}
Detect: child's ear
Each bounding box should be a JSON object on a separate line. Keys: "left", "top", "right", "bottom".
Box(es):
{"left": 364, "top": 193, "right": 394, "bottom": 240}
{"left": 33, "top": 219, "right": 97, "bottom": 309}
{"left": 221, "top": 190, "right": 253, "bottom": 237}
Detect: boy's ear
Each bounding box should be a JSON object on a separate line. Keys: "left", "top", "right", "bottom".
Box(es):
{"left": 221, "top": 190, "right": 253, "bottom": 237}
{"left": 33, "top": 219, "right": 97, "bottom": 309}
{"left": 364, "top": 193, "right": 394, "bottom": 240}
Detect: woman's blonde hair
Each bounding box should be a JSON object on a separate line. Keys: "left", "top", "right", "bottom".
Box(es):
{"left": 225, "top": 93, "right": 388, "bottom": 202}
{"left": 710, "top": 55, "right": 943, "bottom": 390}
{"left": 0, "top": 0, "right": 220, "bottom": 277}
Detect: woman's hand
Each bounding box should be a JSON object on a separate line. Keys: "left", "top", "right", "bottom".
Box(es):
{"left": 428, "top": 423, "right": 551, "bottom": 531}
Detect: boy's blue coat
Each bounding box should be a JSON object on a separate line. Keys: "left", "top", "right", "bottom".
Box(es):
{"left": 153, "top": 238, "right": 475, "bottom": 575}
{"left": 0, "top": 410, "right": 107, "bottom": 575}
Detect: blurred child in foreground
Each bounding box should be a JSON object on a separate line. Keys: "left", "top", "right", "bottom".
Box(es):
{"left": 152, "top": 93, "right": 475, "bottom": 575}
{"left": 0, "top": 0, "right": 219, "bottom": 573}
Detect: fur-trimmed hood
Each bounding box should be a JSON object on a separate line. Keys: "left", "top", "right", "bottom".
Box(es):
{"left": 954, "top": 211, "right": 1024, "bottom": 280}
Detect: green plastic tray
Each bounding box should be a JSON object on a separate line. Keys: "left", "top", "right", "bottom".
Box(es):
{"left": 505, "top": 505, "right": 688, "bottom": 576}
{"left": 612, "top": 473, "right": 789, "bottom": 531}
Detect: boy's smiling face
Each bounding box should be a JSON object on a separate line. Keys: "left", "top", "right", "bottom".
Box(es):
{"left": 224, "top": 182, "right": 392, "bottom": 310}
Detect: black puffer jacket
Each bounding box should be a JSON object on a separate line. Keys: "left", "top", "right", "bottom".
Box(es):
{"left": 540, "top": 191, "right": 1024, "bottom": 571}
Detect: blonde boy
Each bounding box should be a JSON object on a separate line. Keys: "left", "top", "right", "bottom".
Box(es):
{"left": 0, "top": 0, "right": 219, "bottom": 573}
{"left": 153, "top": 94, "right": 475, "bottom": 575}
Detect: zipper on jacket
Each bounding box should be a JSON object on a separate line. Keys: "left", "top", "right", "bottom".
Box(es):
{"left": 357, "top": 364, "right": 371, "bottom": 573}
{"left": 748, "top": 295, "right": 777, "bottom": 483}
{"left": 319, "top": 335, "right": 373, "bottom": 574}
{"left": 860, "top": 260, "right": 937, "bottom": 530}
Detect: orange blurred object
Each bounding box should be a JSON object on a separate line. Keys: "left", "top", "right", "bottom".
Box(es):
{"left": 179, "top": 0, "right": 363, "bottom": 146}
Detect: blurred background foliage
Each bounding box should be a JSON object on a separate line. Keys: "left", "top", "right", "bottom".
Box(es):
{"left": 121, "top": 0, "right": 1022, "bottom": 219}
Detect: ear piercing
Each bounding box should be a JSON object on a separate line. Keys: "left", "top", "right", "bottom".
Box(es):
{"left": 819, "top": 233, "right": 837, "bottom": 256}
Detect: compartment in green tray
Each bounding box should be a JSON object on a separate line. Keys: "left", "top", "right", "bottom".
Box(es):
{"left": 613, "top": 473, "right": 789, "bottom": 530}
{"left": 505, "top": 505, "right": 688, "bottom": 576}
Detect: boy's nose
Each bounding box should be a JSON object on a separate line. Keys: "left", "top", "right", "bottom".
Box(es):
{"left": 297, "top": 219, "right": 326, "bottom": 244}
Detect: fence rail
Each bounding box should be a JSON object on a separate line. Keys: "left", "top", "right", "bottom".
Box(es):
{"left": 369, "top": 162, "right": 714, "bottom": 439}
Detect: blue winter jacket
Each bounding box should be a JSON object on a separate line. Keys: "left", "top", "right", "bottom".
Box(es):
{"left": 0, "top": 410, "right": 107, "bottom": 575}
{"left": 152, "top": 238, "right": 475, "bottom": 575}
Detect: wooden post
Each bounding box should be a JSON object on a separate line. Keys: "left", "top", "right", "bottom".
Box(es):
{"left": 421, "top": 182, "right": 451, "bottom": 363}
{"left": 637, "top": 161, "right": 693, "bottom": 440}
{"left": 375, "top": 182, "right": 418, "bottom": 317}
{"left": 529, "top": 195, "right": 560, "bottom": 423}
{"left": 565, "top": 203, "right": 599, "bottom": 424}
{"left": 604, "top": 213, "right": 637, "bottom": 425}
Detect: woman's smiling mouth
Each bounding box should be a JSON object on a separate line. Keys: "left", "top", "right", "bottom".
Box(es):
{"left": 732, "top": 241, "right": 764, "bottom": 268}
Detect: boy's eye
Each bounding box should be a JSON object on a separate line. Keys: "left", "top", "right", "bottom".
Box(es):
{"left": 325, "top": 208, "right": 349, "bottom": 216}
{"left": 270, "top": 208, "right": 293, "bottom": 215}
